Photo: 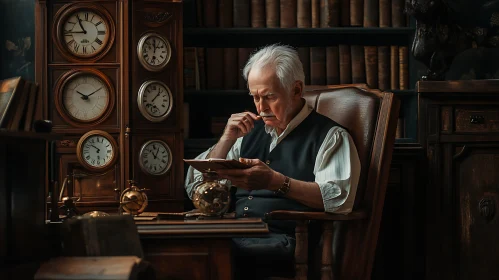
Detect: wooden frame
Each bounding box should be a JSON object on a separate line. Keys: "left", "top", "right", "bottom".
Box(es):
{"left": 52, "top": 2, "right": 116, "bottom": 62}
{"left": 54, "top": 68, "right": 115, "bottom": 127}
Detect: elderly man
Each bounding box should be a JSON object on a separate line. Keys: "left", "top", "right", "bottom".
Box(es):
{"left": 185, "top": 44, "right": 361, "bottom": 279}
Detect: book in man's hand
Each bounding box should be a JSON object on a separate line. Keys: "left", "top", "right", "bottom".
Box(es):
{"left": 184, "top": 158, "right": 250, "bottom": 173}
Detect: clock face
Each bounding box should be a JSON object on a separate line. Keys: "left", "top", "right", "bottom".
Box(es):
{"left": 137, "top": 33, "right": 171, "bottom": 71}
{"left": 55, "top": 68, "right": 114, "bottom": 126}
{"left": 63, "top": 10, "right": 109, "bottom": 57}
{"left": 77, "top": 130, "right": 118, "bottom": 171}
{"left": 53, "top": 3, "right": 115, "bottom": 61}
{"left": 137, "top": 80, "right": 173, "bottom": 122}
{"left": 62, "top": 73, "right": 110, "bottom": 122}
{"left": 139, "top": 140, "right": 172, "bottom": 175}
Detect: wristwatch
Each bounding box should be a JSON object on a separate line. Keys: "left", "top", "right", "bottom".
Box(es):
{"left": 274, "top": 176, "right": 291, "bottom": 196}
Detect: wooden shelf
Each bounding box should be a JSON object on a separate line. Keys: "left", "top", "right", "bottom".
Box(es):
{"left": 185, "top": 89, "right": 417, "bottom": 97}
{"left": 0, "top": 130, "right": 63, "bottom": 141}
{"left": 184, "top": 27, "right": 415, "bottom": 47}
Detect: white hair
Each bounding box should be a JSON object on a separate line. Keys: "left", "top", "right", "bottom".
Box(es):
{"left": 242, "top": 44, "right": 305, "bottom": 93}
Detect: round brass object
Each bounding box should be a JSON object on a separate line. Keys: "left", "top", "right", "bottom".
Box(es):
{"left": 82, "top": 211, "right": 110, "bottom": 218}
{"left": 120, "top": 181, "right": 148, "bottom": 216}
{"left": 192, "top": 173, "right": 230, "bottom": 216}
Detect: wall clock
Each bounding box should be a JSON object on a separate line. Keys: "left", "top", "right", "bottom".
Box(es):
{"left": 137, "top": 32, "right": 172, "bottom": 72}
{"left": 138, "top": 140, "right": 172, "bottom": 176}
{"left": 53, "top": 2, "right": 115, "bottom": 61}
{"left": 137, "top": 80, "right": 173, "bottom": 122}
{"left": 76, "top": 130, "right": 118, "bottom": 172}
{"left": 54, "top": 68, "right": 115, "bottom": 126}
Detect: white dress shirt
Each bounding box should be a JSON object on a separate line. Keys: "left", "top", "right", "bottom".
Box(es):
{"left": 185, "top": 102, "right": 361, "bottom": 214}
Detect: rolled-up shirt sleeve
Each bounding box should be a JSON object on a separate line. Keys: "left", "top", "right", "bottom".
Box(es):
{"left": 184, "top": 137, "right": 243, "bottom": 199}
{"left": 314, "top": 126, "right": 361, "bottom": 214}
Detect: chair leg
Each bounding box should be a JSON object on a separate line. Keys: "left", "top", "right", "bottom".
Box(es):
{"left": 321, "top": 222, "right": 334, "bottom": 280}
{"left": 294, "top": 220, "right": 308, "bottom": 280}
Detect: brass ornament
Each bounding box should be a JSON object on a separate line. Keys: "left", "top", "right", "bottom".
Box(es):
{"left": 120, "top": 180, "right": 149, "bottom": 216}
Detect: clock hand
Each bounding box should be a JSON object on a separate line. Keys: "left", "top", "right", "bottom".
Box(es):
{"left": 151, "top": 91, "right": 161, "bottom": 102}
{"left": 90, "top": 144, "right": 100, "bottom": 153}
{"left": 76, "top": 14, "right": 87, "bottom": 34}
{"left": 76, "top": 90, "right": 89, "bottom": 100}
{"left": 154, "top": 148, "right": 160, "bottom": 159}
{"left": 86, "top": 87, "right": 102, "bottom": 97}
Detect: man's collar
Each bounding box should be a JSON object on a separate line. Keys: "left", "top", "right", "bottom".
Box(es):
{"left": 264, "top": 99, "right": 313, "bottom": 135}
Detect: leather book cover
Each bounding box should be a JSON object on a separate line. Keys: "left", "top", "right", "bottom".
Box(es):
{"left": 197, "top": 47, "right": 207, "bottom": 89}
{"left": 203, "top": 0, "right": 218, "bottom": 27}
{"left": 206, "top": 48, "right": 225, "bottom": 89}
{"left": 390, "top": 45, "right": 399, "bottom": 89}
{"left": 350, "top": 0, "right": 363, "bottom": 26}
{"left": 340, "top": 0, "right": 350, "bottom": 26}
{"left": 234, "top": 0, "right": 251, "bottom": 27}
{"left": 339, "top": 44, "right": 352, "bottom": 84}
{"left": 7, "top": 80, "right": 31, "bottom": 131}
{"left": 184, "top": 47, "right": 198, "bottom": 90}
{"left": 0, "top": 77, "right": 25, "bottom": 129}
{"left": 399, "top": 45, "right": 409, "bottom": 90}
{"left": 320, "top": 0, "right": 340, "bottom": 27}
{"left": 224, "top": 48, "right": 239, "bottom": 89}
{"left": 364, "top": 46, "right": 378, "bottom": 88}
{"left": 252, "top": 0, "right": 266, "bottom": 27}
{"left": 184, "top": 158, "right": 250, "bottom": 173}
{"left": 298, "top": 0, "right": 312, "bottom": 28}
{"left": 23, "top": 82, "right": 39, "bottom": 131}
{"left": 266, "top": 0, "right": 280, "bottom": 27}
{"left": 377, "top": 46, "right": 390, "bottom": 91}
{"left": 280, "top": 0, "right": 297, "bottom": 28}
{"left": 326, "top": 46, "right": 340, "bottom": 85}
{"left": 311, "top": 0, "right": 320, "bottom": 27}
{"left": 391, "top": 0, "right": 405, "bottom": 27}
{"left": 363, "top": 0, "right": 379, "bottom": 27}
{"left": 310, "top": 47, "right": 327, "bottom": 85}
{"left": 379, "top": 0, "right": 390, "bottom": 27}
{"left": 351, "top": 45, "right": 366, "bottom": 83}
{"left": 218, "top": 0, "right": 234, "bottom": 27}
{"left": 238, "top": 48, "right": 253, "bottom": 89}
{"left": 298, "top": 47, "right": 311, "bottom": 84}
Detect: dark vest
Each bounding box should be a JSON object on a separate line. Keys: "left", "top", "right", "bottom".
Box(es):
{"left": 236, "top": 110, "right": 340, "bottom": 235}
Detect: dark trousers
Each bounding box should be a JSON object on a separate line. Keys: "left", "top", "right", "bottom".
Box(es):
{"left": 232, "top": 233, "right": 296, "bottom": 280}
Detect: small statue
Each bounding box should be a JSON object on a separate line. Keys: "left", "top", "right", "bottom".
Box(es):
{"left": 406, "top": 0, "right": 499, "bottom": 80}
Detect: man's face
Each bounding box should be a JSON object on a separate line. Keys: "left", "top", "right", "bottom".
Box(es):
{"left": 247, "top": 67, "right": 301, "bottom": 132}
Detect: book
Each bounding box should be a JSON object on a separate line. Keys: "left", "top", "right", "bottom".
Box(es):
{"left": 280, "top": 0, "right": 297, "bottom": 27}
{"left": 251, "top": 0, "right": 266, "bottom": 27}
{"left": 0, "top": 77, "right": 25, "bottom": 129}
{"left": 298, "top": 0, "right": 312, "bottom": 28}
{"left": 184, "top": 158, "right": 250, "bottom": 173}
{"left": 266, "top": 0, "right": 280, "bottom": 27}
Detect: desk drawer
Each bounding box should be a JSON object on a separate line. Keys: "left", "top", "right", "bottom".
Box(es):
{"left": 455, "top": 107, "right": 499, "bottom": 133}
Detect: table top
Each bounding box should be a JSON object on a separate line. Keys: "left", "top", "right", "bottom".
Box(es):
{"left": 136, "top": 217, "right": 269, "bottom": 237}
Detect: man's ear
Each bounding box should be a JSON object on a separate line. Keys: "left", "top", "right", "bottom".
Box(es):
{"left": 294, "top": 81, "right": 303, "bottom": 96}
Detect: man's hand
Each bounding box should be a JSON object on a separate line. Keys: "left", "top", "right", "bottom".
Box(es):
{"left": 215, "top": 158, "right": 283, "bottom": 191}
{"left": 221, "top": 112, "right": 261, "bottom": 141}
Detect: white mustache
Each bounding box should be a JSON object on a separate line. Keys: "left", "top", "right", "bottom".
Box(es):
{"left": 260, "top": 113, "right": 275, "bottom": 117}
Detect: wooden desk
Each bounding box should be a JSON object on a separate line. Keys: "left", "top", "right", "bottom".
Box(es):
{"left": 136, "top": 218, "right": 268, "bottom": 280}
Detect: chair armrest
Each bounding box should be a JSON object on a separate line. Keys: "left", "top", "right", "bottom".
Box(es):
{"left": 264, "top": 209, "right": 368, "bottom": 221}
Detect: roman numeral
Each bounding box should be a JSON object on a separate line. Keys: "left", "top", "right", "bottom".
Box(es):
{"left": 83, "top": 46, "right": 87, "bottom": 54}
{"left": 97, "top": 30, "right": 106, "bottom": 35}
{"left": 95, "top": 21, "right": 102, "bottom": 26}
{"left": 85, "top": 13, "right": 88, "bottom": 21}
{"left": 95, "top": 38, "right": 103, "bottom": 45}
{"left": 67, "top": 39, "right": 75, "bottom": 46}
{"left": 73, "top": 43, "right": 79, "bottom": 52}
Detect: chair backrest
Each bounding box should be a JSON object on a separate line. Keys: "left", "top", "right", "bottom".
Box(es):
{"left": 304, "top": 84, "right": 400, "bottom": 279}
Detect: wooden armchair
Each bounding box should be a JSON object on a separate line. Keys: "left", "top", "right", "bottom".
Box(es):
{"left": 265, "top": 84, "right": 400, "bottom": 280}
